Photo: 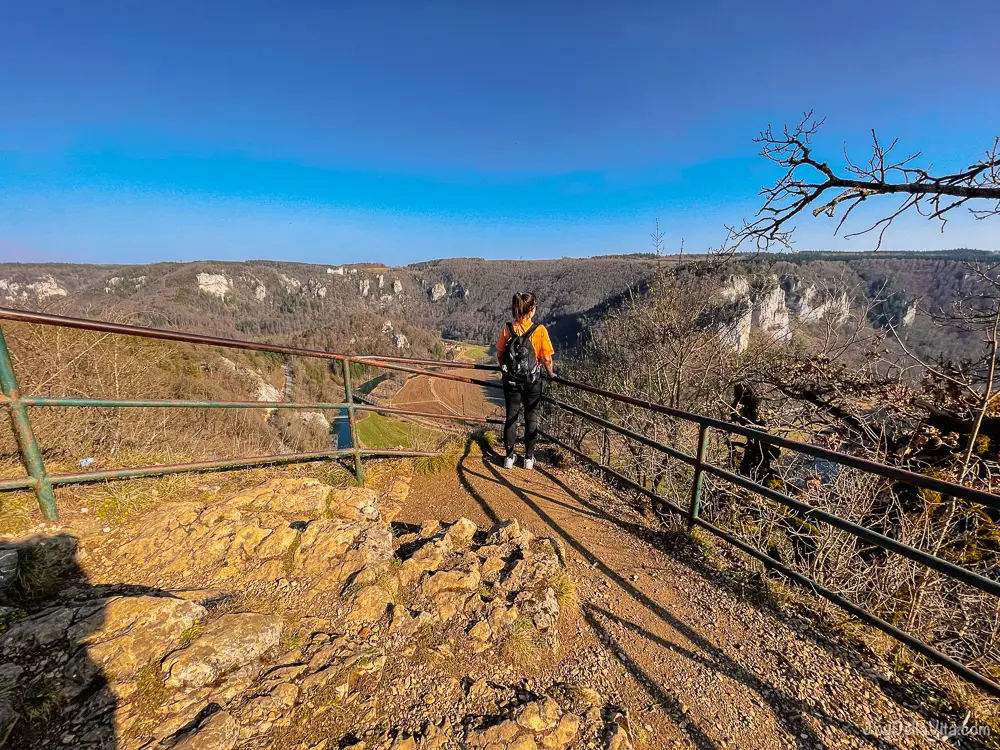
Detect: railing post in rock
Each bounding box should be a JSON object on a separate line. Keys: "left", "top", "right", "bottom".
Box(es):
{"left": 0, "top": 325, "right": 58, "bottom": 520}
{"left": 688, "top": 424, "right": 709, "bottom": 530}
{"left": 342, "top": 357, "right": 364, "bottom": 485}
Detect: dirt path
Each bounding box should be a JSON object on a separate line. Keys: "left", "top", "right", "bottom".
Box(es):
{"left": 381, "top": 369, "right": 503, "bottom": 421}
{"left": 403, "top": 441, "right": 956, "bottom": 750}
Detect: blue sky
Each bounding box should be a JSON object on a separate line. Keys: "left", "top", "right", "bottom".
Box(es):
{"left": 1, "top": 1, "right": 998, "bottom": 265}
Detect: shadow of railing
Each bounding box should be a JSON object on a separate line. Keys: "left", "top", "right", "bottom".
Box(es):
{"left": 1, "top": 305, "right": 998, "bottom": 701}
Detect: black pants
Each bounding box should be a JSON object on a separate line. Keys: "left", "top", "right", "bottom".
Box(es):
{"left": 503, "top": 377, "right": 542, "bottom": 458}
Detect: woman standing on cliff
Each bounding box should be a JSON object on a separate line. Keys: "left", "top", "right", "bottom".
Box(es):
{"left": 496, "top": 292, "right": 555, "bottom": 470}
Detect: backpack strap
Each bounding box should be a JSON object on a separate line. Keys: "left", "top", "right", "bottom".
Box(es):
{"left": 506, "top": 321, "right": 517, "bottom": 340}
{"left": 523, "top": 323, "right": 539, "bottom": 340}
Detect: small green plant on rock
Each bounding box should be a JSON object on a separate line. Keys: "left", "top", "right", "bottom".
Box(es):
{"left": 280, "top": 629, "right": 305, "bottom": 652}
{"left": 0, "top": 608, "right": 27, "bottom": 635}
{"left": 178, "top": 622, "right": 203, "bottom": 648}
{"left": 730, "top": 570, "right": 788, "bottom": 610}
{"left": 661, "top": 526, "right": 711, "bottom": 562}
{"left": 282, "top": 531, "right": 303, "bottom": 575}
{"left": 413, "top": 622, "right": 449, "bottom": 665}
{"left": 126, "top": 661, "right": 169, "bottom": 738}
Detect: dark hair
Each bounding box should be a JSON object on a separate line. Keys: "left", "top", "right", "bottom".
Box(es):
{"left": 512, "top": 292, "right": 536, "bottom": 321}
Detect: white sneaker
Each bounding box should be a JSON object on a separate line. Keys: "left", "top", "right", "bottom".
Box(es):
{"left": 503, "top": 454, "right": 517, "bottom": 469}
{"left": 523, "top": 457, "right": 534, "bottom": 471}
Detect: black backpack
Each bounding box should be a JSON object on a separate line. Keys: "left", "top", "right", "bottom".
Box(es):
{"left": 501, "top": 322, "right": 540, "bottom": 384}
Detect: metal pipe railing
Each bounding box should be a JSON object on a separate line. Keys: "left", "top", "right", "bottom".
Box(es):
{"left": 7, "top": 448, "right": 442, "bottom": 490}
{"left": 688, "top": 425, "right": 709, "bottom": 530}
{"left": 0, "top": 306, "right": 500, "bottom": 514}
{"left": 540, "top": 428, "right": 1000, "bottom": 698}
{"left": 354, "top": 353, "right": 500, "bottom": 371}
{"left": 18, "top": 397, "right": 503, "bottom": 427}
{"left": 544, "top": 394, "right": 1000, "bottom": 596}
{"left": 551, "top": 373, "right": 1000, "bottom": 511}
{"left": 341, "top": 359, "right": 363, "bottom": 483}
{"left": 691, "top": 514, "right": 1000, "bottom": 699}
{"left": 538, "top": 427, "right": 685, "bottom": 518}
{"left": 541, "top": 394, "right": 695, "bottom": 465}
{"left": 358, "top": 357, "right": 504, "bottom": 391}
{"left": 542, "top": 383, "right": 1000, "bottom": 697}
{"left": 21, "top": 397, "right": 351, "bottom": 410}
{"left": 3, "top": 306, "right": 1000, "bottom": 698}
{"left": 0, "top": 327, "right": 57, "bottom": 517}
{"left": 0, "top": 307, "right": 349, "bottom": 362}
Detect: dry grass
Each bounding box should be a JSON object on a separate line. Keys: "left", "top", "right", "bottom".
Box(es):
{"left": 321, "top": 456, "right": 411, "bottom": 492}
{"left": 14, "top": 544, "right": 65, "bottom": 600}
{"left": 412, "top": 453, "right": 458, "bottom": 475}
{"left": 320, "top": 462, "right": 360, "bottom": 488}
{"left": 0, "top": 321, "right": 352, "bottom": 525}
{"left": 0, "top": 490, "right": 36, "bottom": 536}
{"left": 14, "top": 676, "right": 62, "bottom": 730}
{"left": 93, "top": 479, "right": 163, "bottom": 524}
{"left": 501, "top": 617, "right": 547, "bottom": 670}
{"left": 546, "top": 570, "right": 579, "bottom": 614}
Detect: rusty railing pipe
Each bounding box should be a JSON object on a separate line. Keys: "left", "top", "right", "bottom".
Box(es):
{"left": 0, "top": 307, "right": 348, "bottom": 362}
{"left": 0, "top": 326, "right": 57, "bottom": 519}
{"left": 342, "top": 358, "right": 364, "bottom": 484}
{"left": 551, "top": 374, "right": 1000, "bottom": 511}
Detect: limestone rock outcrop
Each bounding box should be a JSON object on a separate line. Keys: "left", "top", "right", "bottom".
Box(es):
{"left": 0, "top": 476, "right": 598, "bottom": 750}
{"left": 717, "top": 273, "right": 851, "bottom": 352}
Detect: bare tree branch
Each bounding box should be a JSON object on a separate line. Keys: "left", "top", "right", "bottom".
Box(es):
{"left": 731, "top": 112, "right": 1000, "bottom": 252}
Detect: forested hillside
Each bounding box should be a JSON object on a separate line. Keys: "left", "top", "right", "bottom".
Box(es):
{"left": 1, "top": 248, "right": 996, "bottom": 364}
{"left": 0, "top": 256, "right": 663, "bottom": 356}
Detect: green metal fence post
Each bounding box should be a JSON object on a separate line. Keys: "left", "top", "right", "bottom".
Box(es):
{"left": 342, "top": 357, "right": 364, "bottom": 484}
{"left": 688, "top": 424, "right": 709, "bottom": 530}
{"left": 0, "top": 325, "right": 58, "bottom": 520}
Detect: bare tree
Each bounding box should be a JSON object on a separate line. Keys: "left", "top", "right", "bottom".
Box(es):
{"left": 731, "top": 112, "right": 1000, "bottom": 252}
{"left": 650, "top": 218, "right": 665, "bottom": 257}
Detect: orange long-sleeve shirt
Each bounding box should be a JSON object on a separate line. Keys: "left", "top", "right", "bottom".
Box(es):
{"left": 496, "top": 320, "right": 555, "bottom": 363}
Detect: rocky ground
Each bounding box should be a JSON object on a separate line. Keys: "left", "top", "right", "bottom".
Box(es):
{"left": 0, "top": 449, "right": 995, "bottom": 750}
{"left": 0, "top": 471, "right": 629, "bottom": 750}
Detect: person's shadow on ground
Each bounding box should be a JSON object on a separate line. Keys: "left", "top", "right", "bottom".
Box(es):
{"left": 0, "top": 533, "right": 182, "bottom": 749}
